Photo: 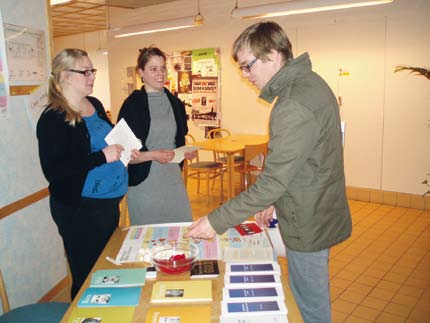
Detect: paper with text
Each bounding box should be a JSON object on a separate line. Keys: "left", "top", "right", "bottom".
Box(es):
{"left": 105, "top": 118, "right": 142, "bottom": 166}
{"left": 169, "top": 145, "right": 199, "bottom": 163}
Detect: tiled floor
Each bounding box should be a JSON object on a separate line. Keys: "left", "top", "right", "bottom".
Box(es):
{"left": 187, "top": 178, "right": 430, "bottom": 323}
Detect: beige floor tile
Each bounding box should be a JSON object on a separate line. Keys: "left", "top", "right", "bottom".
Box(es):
{"left": 336, "top": 269, "right": 362, "bottom": 281}
{"left": 383, "top": 272, "right": 408, "bottom": 284}
{"left": 345, "top": 316, "right": 373, "bottom": 323}
{"left": 408, "top": 307, "right": 430, "bottom": 322}
{"left": 405, "top": 277, "right": 429, "bottom": 288}
{"left": 332, "top": 309, "right": 349, "bottom": 323}
{"left": 397, "top": 286, "right": 425, "bottom": 298}
{"left": 351, "top": 305, "right": 380, "bottom": 321}
{"left": 376, "top": 311, "right": 409, "bottom": 323}
{"left": 339, "top": 289, "right": 367, "bottom": 304}
{"left": 331, "top": 286, "right": 344, "bottom": 300}
{"left": 391, "top": 293, "right": 420, "bottom": 308}
{"left": 331, "top": 277, "right": 354, "bottom": 289}
{"left": 361, "top": 296, "right": 389, "bottom": 311}
{"left": 332, "top": 298, "right": 359, "bottom": 315}
{"left": 376, "top": 280, "right": 401, "bottom": 292}
{"left": 355, "top": 275, "right": 380, "bottom": 287}
{"left": 383, "top": 302, "right": 413, "bottom": 318}
{"left": 368, "top": 288, "right": 396, "bottom": 301}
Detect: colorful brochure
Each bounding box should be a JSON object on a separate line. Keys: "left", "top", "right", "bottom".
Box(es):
{"left": 77, "top": 287, "right": 141, "bottom": 307}
{"left": 150, "top": 280, "right": 212, "bottom": 304}
{"left": 89, "top": 268, "right": 146, "bottom": 288}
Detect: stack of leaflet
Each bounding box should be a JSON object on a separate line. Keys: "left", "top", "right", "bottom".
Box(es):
{"left": 220, "top": 262, "right": 289, "bottom": 323}
{"left": 67, "top": 268, "right": 147, "bottom": 323}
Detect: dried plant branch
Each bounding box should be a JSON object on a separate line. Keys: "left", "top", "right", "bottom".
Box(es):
{"left": 394, "top": 65, "right": 430, "bottom": 80}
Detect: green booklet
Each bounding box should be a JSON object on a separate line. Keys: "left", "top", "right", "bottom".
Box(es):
{"left": 67, "top": 306, "right": 135, "bottom": 323}
{"left": 89, "top": 268, "right": 146, "bottom": 288}
{"left": 78, "top": 287, "right": 142, "bottom": 307}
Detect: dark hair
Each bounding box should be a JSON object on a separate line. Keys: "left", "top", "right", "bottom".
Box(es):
{"left": 136, "top": 46, "right": 167, "bottom": 72}
{"left": 232, "top": 21, "right": 293, "bottom": 63}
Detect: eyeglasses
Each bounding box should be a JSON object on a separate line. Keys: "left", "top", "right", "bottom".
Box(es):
{"left": 239, "top": 58, "right": 258, "bottom": 73}
{"left": 68, "top": 69, "right": 97, "bottom": 77}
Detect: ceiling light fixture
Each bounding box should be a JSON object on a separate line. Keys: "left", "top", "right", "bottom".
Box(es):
{"left": 112, "top": 15, "right": 203, "bottom": 38}
{"left": 50, "top": 0, "right": 72, "bottom": 5}
{"left": 231, "top": 0, "right": 394, "bottom": 19}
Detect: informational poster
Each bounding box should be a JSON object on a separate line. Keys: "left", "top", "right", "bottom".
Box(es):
{"left": 167, "top": 48, "right": 221, "bottom": 125}
{"left": 4, "top": 23, "right": 47, "bottom": 82}
{"left": 126, "top": 47, "right": 221, "bottom": 125}
{"left": 191, "top": 77, "right": 218, "bottom": 121}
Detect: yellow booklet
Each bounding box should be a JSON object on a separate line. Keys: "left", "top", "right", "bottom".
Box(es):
{"left": 150, "top": 280, "right": 212, "bottom": 304}
{"left": 145, "top": 305, "right": 211, "bottom": 323}
{"left": 67, "top": 306, "right": 135, "bottom": 323}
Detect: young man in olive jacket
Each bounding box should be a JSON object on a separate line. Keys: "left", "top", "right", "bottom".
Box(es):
{"left": 185, "top": 21, "right": 352, "bottom": 322}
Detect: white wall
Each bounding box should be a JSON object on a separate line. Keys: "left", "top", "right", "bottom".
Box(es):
{"left": 0, "top": 0, "right": 67, "bottom": 313}
{"left": 54, "top": 30, "right": 111, "bottom": 110}
{"left": 55, "top": 0, "right": 430, "bottom": 195}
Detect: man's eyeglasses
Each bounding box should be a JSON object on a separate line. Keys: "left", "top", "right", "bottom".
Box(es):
{"left": 68, "top": 69, "right": 97, "bottom": 77}
{"left": 239, "top": 58, "right": 258, "bottom": 73}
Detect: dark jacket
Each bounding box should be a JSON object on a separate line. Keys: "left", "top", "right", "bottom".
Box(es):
{"left": 208, "top": 53, "right": 352, "bottom": 252}
{"left": 117, "top": 87, "right": 188, "bottom": 186}
{"left": 36, "top": 96, "right": 110, "bottom": 206}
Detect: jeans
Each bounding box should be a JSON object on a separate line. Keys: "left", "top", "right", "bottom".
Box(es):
{"left": 287, "top": 247, "right": 331, "bottom": 323}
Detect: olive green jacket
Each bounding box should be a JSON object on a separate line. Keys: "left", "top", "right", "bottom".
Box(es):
{"left": 208, "top": 53, "right": 352, "bottom": 252}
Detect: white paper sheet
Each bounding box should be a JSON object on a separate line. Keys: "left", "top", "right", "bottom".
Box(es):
{"left": 169, "top": 145, "right": 199, "bottom": 163}
{"left": 105, "top": 118, "right": 142, "bottom": 166}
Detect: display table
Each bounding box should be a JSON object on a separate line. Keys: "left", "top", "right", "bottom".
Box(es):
{"left": 60, "top": 227, "right": 303, "bottom": 323}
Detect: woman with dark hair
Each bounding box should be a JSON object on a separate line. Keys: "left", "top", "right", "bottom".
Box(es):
{"left": 118, "top": 46, "right": 195, "bottom": 225}
{"left": 36, "top": 48, "right": 127, "bottom": 299}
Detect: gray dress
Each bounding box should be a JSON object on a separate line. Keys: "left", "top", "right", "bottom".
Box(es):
{"left": 127, "top": 91, "right": 192, "bottom": 225}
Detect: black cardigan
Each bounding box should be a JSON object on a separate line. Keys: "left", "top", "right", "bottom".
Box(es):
{"left": 36, "top": 97, "right": 110, "bottom": 206}
{"left": 117, "top": 87, "right": 188, "bottom": 186}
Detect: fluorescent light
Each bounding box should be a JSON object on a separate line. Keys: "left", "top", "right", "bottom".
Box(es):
{"left": 231, "top": 0, "right": 394, "bottom": 19}
{"left": 50, "top": 0, "right": 72, "bottom": 5}
{"left": 112, "top": 15, "right": 203, "bottom": 38}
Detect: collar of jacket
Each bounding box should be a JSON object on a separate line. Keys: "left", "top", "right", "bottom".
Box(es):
{"left": 259, "top": 52, "right": 312, "bottom": 104}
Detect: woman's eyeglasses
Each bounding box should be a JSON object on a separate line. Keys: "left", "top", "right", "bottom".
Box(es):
{"left": 239, "top": 58, "right": 258, "bottom": 73}
{"left": 68, "top": 69, "right": 97, "bottom": 77}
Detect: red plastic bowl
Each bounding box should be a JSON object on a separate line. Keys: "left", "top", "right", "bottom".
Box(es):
{"left": 150, "top": 242, "right": 198, "bottom": 275}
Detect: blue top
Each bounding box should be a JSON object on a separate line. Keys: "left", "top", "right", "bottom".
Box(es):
{"left": 81, "top": 112, "right": 128, "bottom": 198}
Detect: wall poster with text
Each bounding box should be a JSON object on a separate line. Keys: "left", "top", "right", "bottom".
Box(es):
{"left": 167, "top": 47, "right": 220, "bottom": 125}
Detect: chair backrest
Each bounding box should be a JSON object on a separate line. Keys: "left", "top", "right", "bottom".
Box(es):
{"left": 185, "top": 134, "right": 199, "bottom": 162}
{"left": 207, "top": 128, "right": 231, "bottom": 139}
{"left": 244, "top": 142, "right": 268, "bottom": 171}
{"left": 0, "top": 270, "right": 10, "bottom": 313}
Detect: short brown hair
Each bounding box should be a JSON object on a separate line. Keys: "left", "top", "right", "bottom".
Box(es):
{"left": 136, "top": 46, "right": 166, "bottom": 72}
{"left": 232, "top": 21, "right": 293, "bottom": 63}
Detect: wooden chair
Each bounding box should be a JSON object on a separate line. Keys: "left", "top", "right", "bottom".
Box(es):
{"left": 185, "top": 134, "right": 224, "bottom": 202}
{"left": 0, "top": 269, "right": 69, "bottom": 323}
{"left": 235, "top": 142, "right": 268, "bottom": 191}
{"left": 207, "top": 128, "right": 245, "bottom": 166}
{"left": 119, "top": 195, "right": 130, "bottom": 227}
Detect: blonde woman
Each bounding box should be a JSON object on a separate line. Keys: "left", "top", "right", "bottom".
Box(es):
{"left": 37, "top": 48, "right": 128, "bottom": 299}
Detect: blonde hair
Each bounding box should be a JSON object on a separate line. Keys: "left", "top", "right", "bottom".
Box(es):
{"left": 232, "top": 21, "right": 293, "bottom": 63}
{"left": 49, "top": 48, "right": 88, "bottom": 126}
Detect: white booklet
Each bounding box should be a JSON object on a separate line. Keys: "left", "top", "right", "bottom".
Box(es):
{"left": 105, "top": 118, "right": 142, "bottom": 166}
{"left": 169, "top": 145, "right": 199, "bottom": 163}
{"left": 221, "top": 315, "right": 288, "bottom": 323}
